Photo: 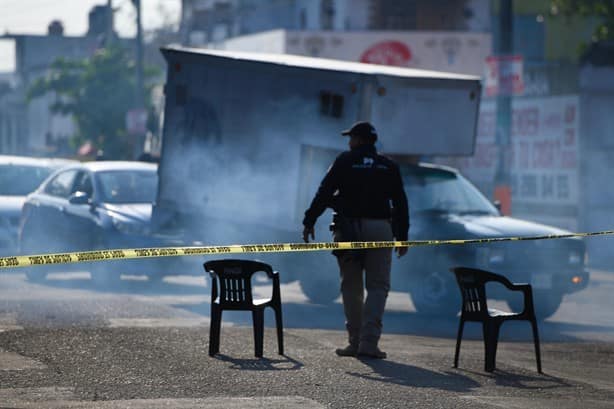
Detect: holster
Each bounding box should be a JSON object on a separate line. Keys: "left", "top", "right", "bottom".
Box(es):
{"left": 330, "top": 213, "right": 361, "bottom": 259}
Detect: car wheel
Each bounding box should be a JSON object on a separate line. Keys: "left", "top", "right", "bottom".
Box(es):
{"left": 410, "top": 271, "right": 460, "bottom": 317}
{"left": 20, "top": 224, "right": 49, "bottom": 282}
{"left": 19, "top": 222, "right": 41, "bottom": 255}
{"left": 508, "top": 291, "right": 562, "bottom": 321}
{"left": 299, "top": 278, "right": 339, "bottom": 304}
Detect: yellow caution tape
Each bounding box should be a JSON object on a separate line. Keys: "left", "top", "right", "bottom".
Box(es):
{"left": 1, "top": 230, "right": 613, "bottom": 270}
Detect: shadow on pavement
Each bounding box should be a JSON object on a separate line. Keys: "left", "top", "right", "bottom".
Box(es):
{"left": 458, "top": 368, "right": 572, "bottom": 390}
{"left": 215, "top": 354, "right": 304, "bottom": 371}
{"left": 348, "top": 359, "right": 480, "bottom": 392}
{"left": 174, "top": 303, "right": 614, "bottom": 342}
{"left": 175, "top": 301, "right": 614, "bottom": 343}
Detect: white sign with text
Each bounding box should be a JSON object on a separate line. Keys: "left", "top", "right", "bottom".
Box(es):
{"left": 448, "top": 95, "right": 580, "bottom": 209}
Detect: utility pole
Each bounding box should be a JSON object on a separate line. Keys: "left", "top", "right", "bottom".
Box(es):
{"left": 494, "top": 0, "right": 513, "bottom": 215}
{"left": 132, "top": 0, "right": 145, "bottom": 158}
{"left": 106, "top": 0, "right": 113, "bottom": 47}
{"left": 134, "top": 0, "right": 144, "bottom": 110}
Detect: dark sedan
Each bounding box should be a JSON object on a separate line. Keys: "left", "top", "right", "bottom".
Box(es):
{"left": 19, "top": 161, "right": 197, "bottom": 283}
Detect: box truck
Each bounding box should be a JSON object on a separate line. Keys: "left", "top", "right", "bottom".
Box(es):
{"left": 154, "top": 46, "right": 588, "bottom": 319}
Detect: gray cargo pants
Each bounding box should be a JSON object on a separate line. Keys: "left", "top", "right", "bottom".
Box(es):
{"left": 333, "top": 218, "right": 393, "bottom": 348}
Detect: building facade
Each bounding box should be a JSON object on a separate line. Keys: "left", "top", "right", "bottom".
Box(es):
{"left": 0, "top": 5, "right": 133, "bottom": 156}
{"left": 180, "top": 0, "right": 489, "bottom": 46}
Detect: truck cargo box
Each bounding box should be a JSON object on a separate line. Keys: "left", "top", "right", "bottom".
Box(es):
{"left": 156, "top": 46, "right": 481, "bottom": 235}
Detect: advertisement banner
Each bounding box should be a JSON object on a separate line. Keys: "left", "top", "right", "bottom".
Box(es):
{"left": 281, "top": 31, "right": 491, "bottom": 76}
{"left": 444, "top": 95, "right": 580, "bottom": 229}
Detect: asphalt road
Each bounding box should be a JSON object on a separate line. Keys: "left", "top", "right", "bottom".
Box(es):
{"left": 1, "top": 266, "right": 613, "bottom": 408}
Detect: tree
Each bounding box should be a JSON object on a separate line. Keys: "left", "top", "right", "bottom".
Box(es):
{"left": 551, "top": 0, "right": 614, "bottom": 42}
{"left": 28, "top": 45, "right": 159, "bottom": 159}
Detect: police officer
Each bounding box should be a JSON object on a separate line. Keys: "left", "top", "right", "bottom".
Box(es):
{"left": 302, "top": 121, "right": 409, "bottom": 359}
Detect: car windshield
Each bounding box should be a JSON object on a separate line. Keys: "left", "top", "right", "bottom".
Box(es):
{"left": 401, "top": 165, "right": 499, "bottom": 216}
{"left": 97, "top": 170, "right": 158, "bottom": 204}
{"left": 0, "top": 164, "right": 55, "bottom": 195}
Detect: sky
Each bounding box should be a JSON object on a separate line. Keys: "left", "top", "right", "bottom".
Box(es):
{"left": 0, "top": 0, "right": 181, "bottom": 72}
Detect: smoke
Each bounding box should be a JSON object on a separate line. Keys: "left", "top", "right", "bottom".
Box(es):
{"left": 146, "top": 90, "right": 348, "bottom": 317}
{"left": 20, "top": 56, "right": 614, "bottom": 341}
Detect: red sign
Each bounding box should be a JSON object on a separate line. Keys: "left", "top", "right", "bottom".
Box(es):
{"left": 485, "top": 55, "right": 524, "bottom": 97}
{"left": 360, "top": 41, "right": 412, "bottom": 66}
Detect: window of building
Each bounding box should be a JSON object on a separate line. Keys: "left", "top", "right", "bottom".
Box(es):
{"left": 369, "top": 0, "right": 417, "bottom": 30}
{"left": 300, "top": 9, "right": 307, "bottom": 29}
{"left": 320, "top": 91, "right": 344, "bottom": 118}
{"left": 320, "top": 0, "right": 335, "bottom": 30}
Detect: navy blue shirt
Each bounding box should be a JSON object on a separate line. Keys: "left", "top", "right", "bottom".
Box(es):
{"left": 303, "top": 144, "right": 409, "bottom": 241}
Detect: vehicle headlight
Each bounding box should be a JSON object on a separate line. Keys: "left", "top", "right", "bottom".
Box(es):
{"left": 112, "top": 218, "right": 150, "bottom": 236}
{"left": 568, "top": 250, "right": 582, "bottom": 265}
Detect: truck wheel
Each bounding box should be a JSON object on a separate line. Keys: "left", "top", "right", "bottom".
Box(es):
{"left": 508, "top": 291, "right": 562, "bottom": 321}
{"left": 410, "top": 271, "right": 460, "bottom": 317}
{"left": 299, "top": 278, "right": 339, "bottom": 305}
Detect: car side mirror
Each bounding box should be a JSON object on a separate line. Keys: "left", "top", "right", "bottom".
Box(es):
{"left": 493, "top": 200, "right": 502, "bottom": 212}
{"left": 69, "top": 191, "right": 91, "bottom": 205}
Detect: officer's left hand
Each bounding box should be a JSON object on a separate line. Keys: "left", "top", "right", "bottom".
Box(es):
{"left": 395, "top": 247, "right": 408, "bottom": 258}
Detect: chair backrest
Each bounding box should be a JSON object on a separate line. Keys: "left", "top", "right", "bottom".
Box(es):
{"left": 204, "top": 259, "right": 274, "bottom": 307}
{"left": 452, "top": 267, "right": 497, "bottom": 318}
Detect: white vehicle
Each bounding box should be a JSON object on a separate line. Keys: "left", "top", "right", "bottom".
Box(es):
{"left": 0, "top": 155, "right": 76, "bottom": 256}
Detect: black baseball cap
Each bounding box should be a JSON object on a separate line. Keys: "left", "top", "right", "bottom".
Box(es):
{"left": 341, "top": 121, "right": 378, "bottom": 141}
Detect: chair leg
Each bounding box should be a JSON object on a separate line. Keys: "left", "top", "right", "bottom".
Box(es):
{"left": 454, "top": 319, "right": 465, "bottom": 368}
{"left": 252, "top": 309, "right": 264, "bottom": 358}
{"left": 273, "top": 304, "right": 284, "bottom": 355}
{"left": 530, "top": 319, "right": 542, "bottom": 374}
{"left": 483, "top": 321, "right": 501, "bottom": 372}
{"left": 209, "top": 306, "right": 222, "bottom": 356}
{"left": 482, "top": 323, "right": 489, "bottom": 371}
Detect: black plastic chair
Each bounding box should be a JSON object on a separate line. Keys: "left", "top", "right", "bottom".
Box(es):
{"left": 451, "top": 266, "right": 542, "bottom": 373}
{"left": 204, "top": 259, "right": 284, "bottom": 358}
